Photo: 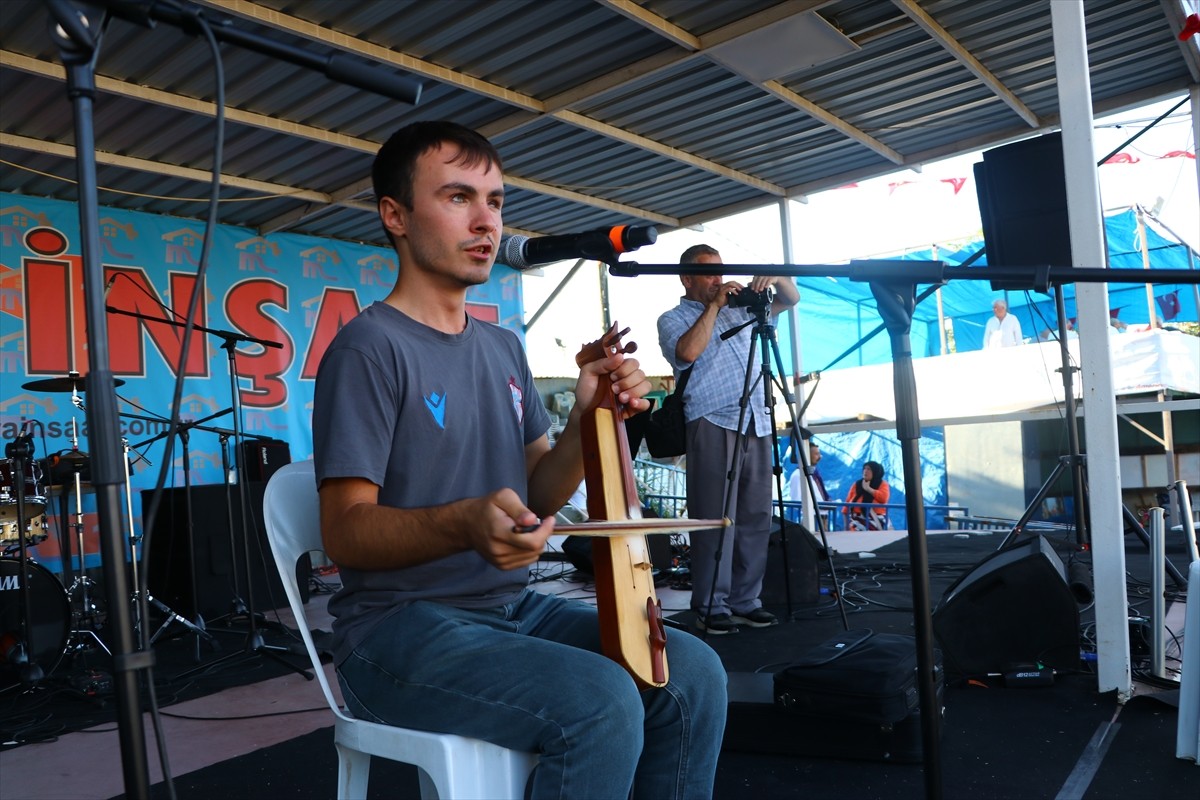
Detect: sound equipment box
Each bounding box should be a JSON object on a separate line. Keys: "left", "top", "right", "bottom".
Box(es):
{"left": 932, "top": 534, "right": 1079, "bottom": 678}
{"left": 725, "top": 630, "right": 943, "bottom": 763}
{"left": 760, "top": 518, "right": 822, "bottom": 606}
{"left": 974, "top": 132, "right": 1072, "bottom": 274}
{"left": 143, "top": 483, "right": 295, "bottom": 623}
{"left": 238, "top": 438, "right": 291, "bottom": 483}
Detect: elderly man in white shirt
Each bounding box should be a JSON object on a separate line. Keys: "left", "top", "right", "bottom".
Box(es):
{"left": 984, "top": 299, "right": 1023, "bottom": 348}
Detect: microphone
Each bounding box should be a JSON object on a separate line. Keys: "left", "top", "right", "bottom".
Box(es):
{"left": 104, "top": 273, "right": 119, "bottom": 297}
{"left": 797, "top": 371, "right": 821, "bottom": 384}
{"left": 500, "top": 225, "right": 657, "bottom": 270}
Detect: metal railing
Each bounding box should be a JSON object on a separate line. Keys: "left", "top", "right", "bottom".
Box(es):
{"left": 639, "top": 492, "right": 968, "bottom": 531}
{"left": 633, "top": 459, "right": 972, "bottom": 529}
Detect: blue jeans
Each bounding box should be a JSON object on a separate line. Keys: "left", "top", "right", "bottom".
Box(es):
{"left": 337, "top": 589, "right": 728, "bottom": 800}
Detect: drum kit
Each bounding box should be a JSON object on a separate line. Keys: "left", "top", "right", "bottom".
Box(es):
{"left": 0, "top": 372, "right": 176, "bottom": 690}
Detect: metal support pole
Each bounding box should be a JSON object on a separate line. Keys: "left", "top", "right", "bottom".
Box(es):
{"left": 1149, "top": 507, "right": 1166, "bottom": 680}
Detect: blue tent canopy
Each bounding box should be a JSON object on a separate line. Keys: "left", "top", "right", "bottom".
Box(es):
{"left": 776, "top": 208, "right": 1198, "bottom": 373}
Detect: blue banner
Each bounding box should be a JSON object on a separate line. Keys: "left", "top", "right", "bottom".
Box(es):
{"left": 0, "top": 193, "right": 525, "bottom": 572}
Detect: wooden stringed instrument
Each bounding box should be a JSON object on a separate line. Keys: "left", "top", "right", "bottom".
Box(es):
{"left": 575, "top": 323, "right": 726, "bottom": 690}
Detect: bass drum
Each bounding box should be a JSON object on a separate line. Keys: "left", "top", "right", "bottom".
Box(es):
{"left": 0, "top": 559, "right": 69, "bottom": 685}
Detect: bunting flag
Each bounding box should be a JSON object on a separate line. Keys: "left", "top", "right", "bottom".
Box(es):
{"left": 1155, "top": 290, "right": 1182, "bottom": 321}
{"left": 939, "top": 177, "right": 967, "bottom": 194}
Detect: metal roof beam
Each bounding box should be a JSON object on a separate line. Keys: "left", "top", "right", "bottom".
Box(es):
{"left": 595, "top": 0, "right": 701, "bottom": 50}
{"left": 1, "top": 132, "right": 347, "bottom": 206}
{"left": 261, "top": 172, "right": 680, "bottom": 237}
{"left": 593, "top": 1, "right": 903, "bottom": 164}
{"left": 1, "top": 51, "right": 378, "bottom": 153}
{"left": 891, "top": 0, "right": 1041, "bottom": 128}
{"left": 1159, "top": 0, "right": 1200, "bottom": 82}
{"left": 203, "top": 0, "right": 779, "bottom": 196}
{"left": 2, "top": 51, "right": 658, "bottom": 233}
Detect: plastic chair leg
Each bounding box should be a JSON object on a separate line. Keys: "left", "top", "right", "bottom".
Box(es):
{"left": 335, "top": 742, "right": 372, "bottom": 800}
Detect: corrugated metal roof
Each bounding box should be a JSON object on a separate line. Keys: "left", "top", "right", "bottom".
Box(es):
{"left": 1, "top": 0, "right": 1195, "bottom": 248}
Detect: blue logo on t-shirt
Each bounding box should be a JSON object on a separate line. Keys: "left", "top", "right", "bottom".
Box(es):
{"left": 424, "top": 391, "right": 446, "bottom": 429}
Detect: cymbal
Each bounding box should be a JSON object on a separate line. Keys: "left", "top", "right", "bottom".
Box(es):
{"left": 22, "top": 375, "right": 125, "bottom": 392}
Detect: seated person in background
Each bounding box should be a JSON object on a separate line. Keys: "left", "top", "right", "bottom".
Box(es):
{"left": 843, "top": 460, "right": 890, "bottom": 531}
{"left": 1039, "top": 319, "right": 1077, "bottom": 341}
{"left": 787, "top": 442, "right": 829, "bottom": 522}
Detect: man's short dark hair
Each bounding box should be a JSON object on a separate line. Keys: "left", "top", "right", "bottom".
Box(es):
{"left": 679, "top": 244, "right": 720, "bottom": 264}
{"left": 372, "top": 121, "right": 503, "bottom": 244}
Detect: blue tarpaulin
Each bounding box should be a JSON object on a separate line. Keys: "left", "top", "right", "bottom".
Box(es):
{"left": 771, "top": 207, "right": 1197, "bottom": 375}
{"left": 772, "top": 207, "right": 1196, "bottom": 531}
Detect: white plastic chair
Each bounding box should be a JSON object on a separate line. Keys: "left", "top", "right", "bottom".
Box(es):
{"left": 262, "top": 460, "right": 538, "bottom": 799}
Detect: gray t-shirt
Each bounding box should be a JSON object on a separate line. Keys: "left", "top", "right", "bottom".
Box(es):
{"left": 312, "top": 301, "right": 550, "bottom": 663}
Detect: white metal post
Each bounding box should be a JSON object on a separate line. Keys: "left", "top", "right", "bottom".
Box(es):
{"left": 1051, "top": 0, "right": 1132, "bottom": 698}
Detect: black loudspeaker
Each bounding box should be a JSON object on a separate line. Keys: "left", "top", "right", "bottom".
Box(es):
{"left": 142, "top": 483, "right": 291, "bottom": 622}
{"left": 238, "top": 439, "right": 291, "bottom": 483}
{"left": 760, "top": 518, "right": 822, "bottom": 606}
{"left": 974, "top": 132, "right": 1072, "bottom": 274}
{"left": 933, "top": 535, "right": 1079, "bottom": 678}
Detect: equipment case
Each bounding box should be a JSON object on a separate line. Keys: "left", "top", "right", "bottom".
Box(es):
{"left": 724, "top": 629, "right": 943, "bottom": 763}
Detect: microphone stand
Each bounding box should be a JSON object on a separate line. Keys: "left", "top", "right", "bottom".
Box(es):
{"left": 135, "top": 407, "right": 231, "bottom": 658}
{"left": 610, "top": 256, "right": 1200, "bottom": 800}
{"left": 46, "top": 2, "right": 420, "bottom": 796}
{"left": 44, "top": 4, "right": 151, "bottom": 795}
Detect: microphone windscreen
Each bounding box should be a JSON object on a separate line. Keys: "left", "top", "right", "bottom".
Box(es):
{"left": 500, "top": 234, "right": 531, "bottom": 269}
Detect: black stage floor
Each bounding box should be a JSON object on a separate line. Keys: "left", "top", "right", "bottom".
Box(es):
{"left": 3, "top": 528, "right": 1197, "bottom": 799}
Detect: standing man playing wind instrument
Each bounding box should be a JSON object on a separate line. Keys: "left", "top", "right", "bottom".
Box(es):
{"left": 313, "top": 121, "right": 727, "bottom": 799}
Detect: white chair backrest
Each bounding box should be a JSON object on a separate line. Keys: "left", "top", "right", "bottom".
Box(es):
{"left": 262, "top": 460, "right": 349, "bottom": 722}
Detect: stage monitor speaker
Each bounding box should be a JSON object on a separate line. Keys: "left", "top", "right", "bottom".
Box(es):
{"left": 238, "top": 438, "right": 291, "bottom": 483}
{"left": 143, "top": 483, "right": 295, "bottom": 623}
{"left": 974, "top": 132, "right": 1072, "bottom": 276}
{"left": 932, "top": 535, "right": 1079, "bottom": 678}
{"left": 760, "top": 518, "right": 822, "bottom": 606}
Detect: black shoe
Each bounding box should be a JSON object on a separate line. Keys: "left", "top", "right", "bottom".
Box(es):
{"left": 730, "top": 608, "right": 778, "bottom": 628}
{"left": 694, "top": 613, "right": 739, "bottom": 635}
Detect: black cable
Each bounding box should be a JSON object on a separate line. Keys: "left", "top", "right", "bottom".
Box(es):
{"left": 124, "top": 10, "right": 226, "bottom": 800}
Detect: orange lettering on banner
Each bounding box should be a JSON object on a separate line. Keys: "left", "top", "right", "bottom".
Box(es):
{"left": 106, "top": 268, "right": 209, "bottom": 377}
{"left": 225, "top": 278, "right": 293, "bottom": 408}
{"left": 300, "top": 287, "right": 362, "bottom": 380}
{"left": 24, "top": 257, "right": 87, "bottom": 374}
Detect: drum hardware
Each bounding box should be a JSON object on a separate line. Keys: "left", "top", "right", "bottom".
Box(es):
{"left": 57, "top": 414, "right": 110, "bottom": 659}
{"left": 0, "top": 558, "right": 70, "bottom": 688}
{"left": 1, "top": 444, "right": 48, "bottom": 551}
{"left": 21, "top": 371, "right": 125, "bottom": 393}
{"left": 0, "top": 427, "right": 49, "bottom": 686}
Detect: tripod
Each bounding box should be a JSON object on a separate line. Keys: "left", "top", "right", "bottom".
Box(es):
{"left": 997, "top": 286, "right": 1187, "bottom": 591}
{"left": 694, "top": 293, "right": 846, "bottom": 632}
